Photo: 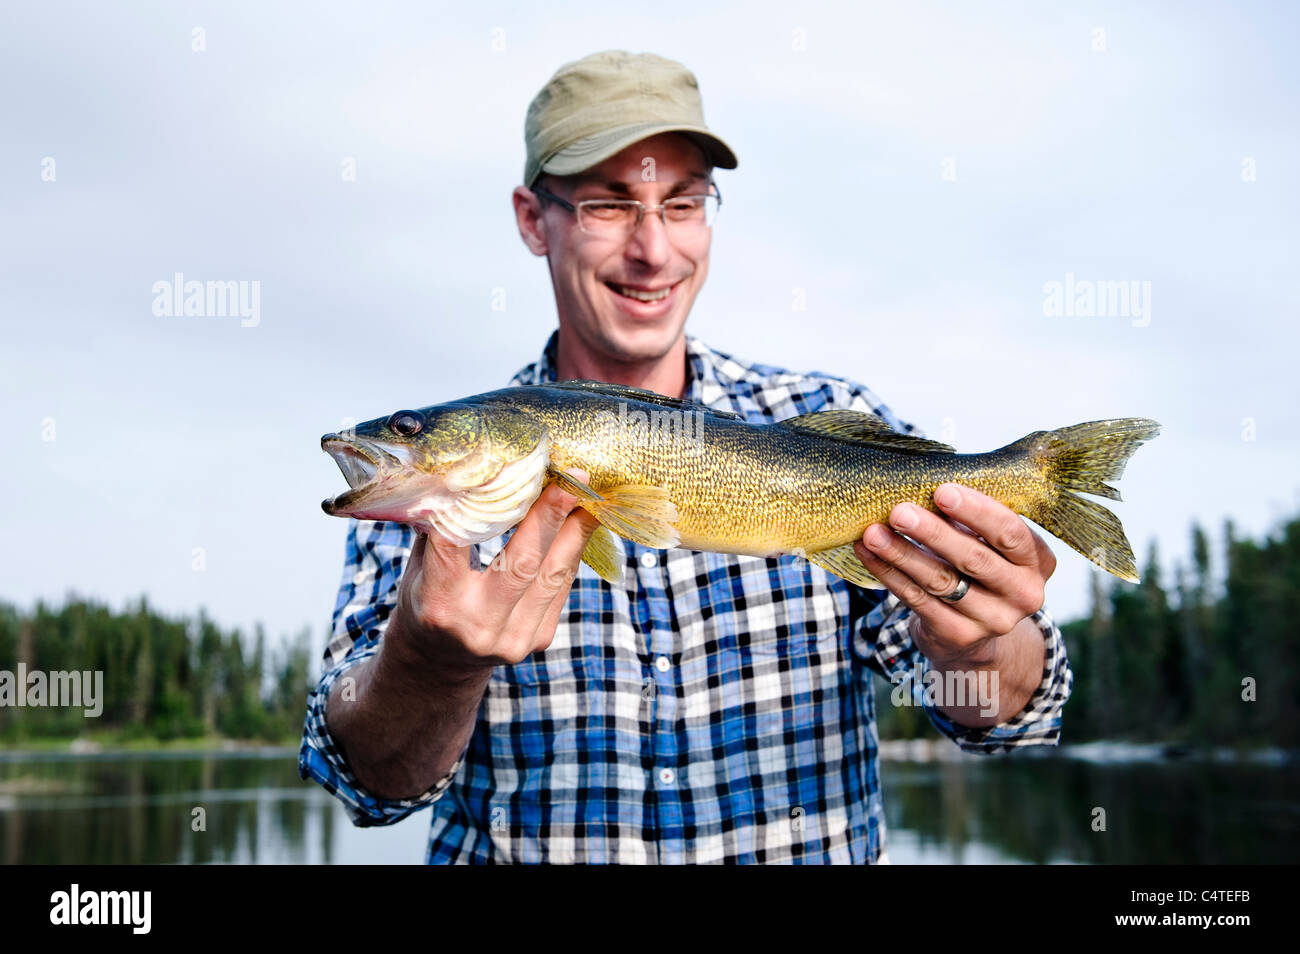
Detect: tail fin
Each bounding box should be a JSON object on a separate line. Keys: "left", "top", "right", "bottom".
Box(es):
{"left": 1022, "top": 418, "right": 1160, "bottom": 582}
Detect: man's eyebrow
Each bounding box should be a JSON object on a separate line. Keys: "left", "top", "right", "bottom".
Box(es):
{"left": 569, "top": 171, "right": 711, "bottom": 195}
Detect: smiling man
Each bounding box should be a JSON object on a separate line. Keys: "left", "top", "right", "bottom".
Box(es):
{"left": 525, "top": 147, "right": 711, "bottom": 385}
{"left": 300, "top": 50, "right": 1073, "bottom": 864}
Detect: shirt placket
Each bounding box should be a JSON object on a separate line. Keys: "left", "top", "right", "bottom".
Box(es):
{"left": 632, "top": 541, "right": 685, "bottom": 865}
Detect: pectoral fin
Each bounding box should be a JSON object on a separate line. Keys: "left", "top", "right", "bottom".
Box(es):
{"left": 549, "top": 467, "right": 604, "bottom": 502}
{"left": 547, "top": 467, "right": 681, "bottom": 550}
{"left": 805, "top": 543, "right": 885, "bottom": 589}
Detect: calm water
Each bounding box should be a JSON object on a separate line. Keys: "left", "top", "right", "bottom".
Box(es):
{"left": 1, "top": 749, "right": 1296, "bottom": 864}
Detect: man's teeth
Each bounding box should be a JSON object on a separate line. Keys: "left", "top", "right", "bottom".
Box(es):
{"left": 610, "top": 283, "right": 671, "bottom": 302}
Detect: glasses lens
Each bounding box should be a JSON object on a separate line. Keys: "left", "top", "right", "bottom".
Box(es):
{"left": 579, "top": 196, "right": 719, "bottom": 236}
{"left": 664, "top": 196, "right": 712, "bottom": 226}
{"left": 578, "top": 201, "right": 638, "bottom": 235}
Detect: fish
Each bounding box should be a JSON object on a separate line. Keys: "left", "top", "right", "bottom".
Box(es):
{"left": 320, "top": 380, "right": 1160, "bottom": 586}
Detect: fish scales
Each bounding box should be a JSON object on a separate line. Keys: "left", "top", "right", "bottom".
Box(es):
{"left": 504, "top": 392, "right": 1005, "bottom": 555}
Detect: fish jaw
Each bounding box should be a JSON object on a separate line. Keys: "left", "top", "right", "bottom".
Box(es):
{"left": 321, "top": 430, "right": 552, "bottom": 546}
{"left": 320, "top": 434, "right": 431, "bottom": 521}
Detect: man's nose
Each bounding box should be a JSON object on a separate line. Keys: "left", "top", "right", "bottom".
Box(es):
{"left": 623, "top": 207, "right": 673, "bottom": 265}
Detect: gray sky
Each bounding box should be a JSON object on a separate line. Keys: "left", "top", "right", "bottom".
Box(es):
{"left": 3, "top": 0, "right": 1297, "bottom": 650}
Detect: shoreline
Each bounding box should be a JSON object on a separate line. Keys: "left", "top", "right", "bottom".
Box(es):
{"left": 877, "top": 737, "right": 1298, "bottom": 765}
{"left": 1, "top": 735, "right": 1295, "bottom": 766}
{"left": 0, "top": 736, "right": 299, "bottom": 760}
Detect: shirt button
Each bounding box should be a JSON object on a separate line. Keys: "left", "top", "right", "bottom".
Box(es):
{"left": 658, "top": 768, "right": 675, "bottom": 785}
{"left": 655, "top": 655, "right": 671, "bottom": 672}
{"left": 640, "top": 551, "right": 657, "bottom": 568}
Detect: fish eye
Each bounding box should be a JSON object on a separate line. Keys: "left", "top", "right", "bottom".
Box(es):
{"left": 388, "top": 410, "right": 424, "bottom": 437}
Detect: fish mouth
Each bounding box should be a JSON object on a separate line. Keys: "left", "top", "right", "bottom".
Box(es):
{"left": 320, "top": 434, "right": 410, "bottom": 514}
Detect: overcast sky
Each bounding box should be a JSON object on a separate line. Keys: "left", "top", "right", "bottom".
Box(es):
{"left": 2, "top": 0, "right": 1297, "bottom": 651}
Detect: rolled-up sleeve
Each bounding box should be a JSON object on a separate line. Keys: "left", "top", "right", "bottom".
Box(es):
{"left": 298, "top": 519, "right": 463, "bottom": 826}
{"left": 858, "top": 594, "right": 1073, "bottom": 752}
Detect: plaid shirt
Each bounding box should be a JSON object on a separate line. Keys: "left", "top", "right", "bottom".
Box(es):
{"left": 300, "top": 332, "right": 1073, "bottom": 863}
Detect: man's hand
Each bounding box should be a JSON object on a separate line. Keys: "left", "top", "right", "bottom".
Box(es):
{"left": 326, "top": 471, "right": 600, "bottom": 799}
{"left": 853, "top": 482, "right": 1055, "bottom": 725}
{"left": 390, "top": 469, "right": 602, "bottom": 674}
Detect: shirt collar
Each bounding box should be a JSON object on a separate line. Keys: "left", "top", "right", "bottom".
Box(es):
{"left": 511, "top": 329, "right": 734, "bottom": 413}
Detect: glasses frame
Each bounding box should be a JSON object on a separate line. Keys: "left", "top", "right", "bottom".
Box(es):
{"left": 531, "top": 180, "right": 722, "bottom": 236}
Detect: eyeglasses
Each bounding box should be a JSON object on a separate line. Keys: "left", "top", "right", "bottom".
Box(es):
{"left": 531, "top": 181, "right": 722, "bottom": 238}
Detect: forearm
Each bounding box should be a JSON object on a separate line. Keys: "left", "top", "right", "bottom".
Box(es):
{"left": 325, "top": 612, "right": 492, "bottom": 800}
{"left": 914, "top": 613, "right": 1045, "bottom": 728}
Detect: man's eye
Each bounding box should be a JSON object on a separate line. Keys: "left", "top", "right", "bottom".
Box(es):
{"left": 665, "top": 198, "right": 705, "bottom": 219}
{"left": 584, "top": 202, "right": 632, "bottom": 218}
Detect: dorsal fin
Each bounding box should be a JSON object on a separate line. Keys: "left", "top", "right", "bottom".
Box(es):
{"left": 543, "top": 380, "right": 743, "bottom": 420}
{"left": 779, "top": 410, "right": 955, "bottom": 454}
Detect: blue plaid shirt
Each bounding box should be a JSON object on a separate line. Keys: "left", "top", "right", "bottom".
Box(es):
{"left": 300, "top": 333, "right": 1073, "bottom": 863}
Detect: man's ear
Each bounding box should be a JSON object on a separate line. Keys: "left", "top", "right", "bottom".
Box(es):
{"left": 512, "top": 185, "right": 549, "bottom": 257}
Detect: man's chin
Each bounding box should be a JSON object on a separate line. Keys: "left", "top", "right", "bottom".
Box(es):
{"left": 598, "top": 314, "right": 687, "bottom": 363}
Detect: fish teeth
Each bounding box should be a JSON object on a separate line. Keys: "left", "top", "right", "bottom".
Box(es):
{"left": 326, "top": 442, "right": 379, "bottom": 489}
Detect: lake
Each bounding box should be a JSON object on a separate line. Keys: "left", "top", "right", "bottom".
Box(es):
{"left": 1, "top": 746, "right": 1296, "bottom": 864}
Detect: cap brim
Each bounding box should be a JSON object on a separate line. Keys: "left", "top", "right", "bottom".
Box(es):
{"left": 537, "top": 122, "right": 738, "bottom": 183}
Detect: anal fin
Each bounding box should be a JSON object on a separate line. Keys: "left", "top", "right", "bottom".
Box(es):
{"left": 580, "top": 525, "right": 625, "bottom": 583}
{"left": 804, "top": 543, "right": 885, "bottom": 589}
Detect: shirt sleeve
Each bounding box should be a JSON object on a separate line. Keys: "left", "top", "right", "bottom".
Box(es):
{"left": 857, "top": 595, "right": 1073, "bottom": 752}
{"left": 838, "top": 386, "right": 1074, "bottom": 752}
{"left": 298, "top": 519, "right": 465, "bottom": 826}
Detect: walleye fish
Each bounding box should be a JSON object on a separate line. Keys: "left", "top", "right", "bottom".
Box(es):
{"left": 321, "top": 381, "right": 1160, "bottom": 586}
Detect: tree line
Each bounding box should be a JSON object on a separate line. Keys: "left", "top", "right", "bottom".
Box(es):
{"left": 0, "top": 597, "right": 312, "bottom": 743}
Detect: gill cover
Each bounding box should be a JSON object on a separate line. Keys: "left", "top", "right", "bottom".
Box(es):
{"left": 410, "top": 405, "right": 551, "bottom": 546}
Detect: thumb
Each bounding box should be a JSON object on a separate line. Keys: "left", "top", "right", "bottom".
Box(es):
{"left": 415, "top": 526, "right": 474, "bottom": 587}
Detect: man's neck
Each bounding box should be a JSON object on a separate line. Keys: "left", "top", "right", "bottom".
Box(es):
{"left": 553, "top": 328, "right": 690, "bottom": 399}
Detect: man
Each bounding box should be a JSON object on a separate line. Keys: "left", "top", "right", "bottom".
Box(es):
{"left": 300, "top": 50, "right": 1072, "bottom": 863}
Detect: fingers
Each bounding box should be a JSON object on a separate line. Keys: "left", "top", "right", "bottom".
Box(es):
{"left": 924, "top": 485, "right": 1050, "bottom": 615}
{"left": 1030, "top": 529, "right": 1058, "bottom": 578}
{"left": 480, "top": 471, "right": 588, "bottom": 613}
{"left": 860, "top": 523, "right": 963, "bottom": 597}
{"left": 400, "top": 466, "right": 604, "bottom": 667}
{"left": 932, "top": 484, "right": 1039, "bottom": 568}
{"left": 853, "top": 535, "right": 1014, "bottom": 640}
{"left": 869, "top": 501, "right": 1019, "bottom": 596}
{"left": 514, "top": 509, "right": 601, "bottom": 651}
{"left": 853, "top": 483, "right": 1056, "bottom": 649}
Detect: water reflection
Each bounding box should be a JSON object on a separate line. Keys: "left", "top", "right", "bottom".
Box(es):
{"left": 880, "top": 753, "right": 1300, "bottom": 864}
{"left": 0, "top": 750, "right": 1295, "bottom": 864}
{"left": 0, "top": 751, "right": 403, "bottom": 865}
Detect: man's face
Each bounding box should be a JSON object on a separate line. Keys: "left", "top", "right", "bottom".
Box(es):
{"left": 527, "top": 132, "right": 714, "bottom": 365}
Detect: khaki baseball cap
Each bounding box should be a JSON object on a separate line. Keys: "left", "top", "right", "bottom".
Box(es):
{"left": 523, "top": 50, "right": 738, "bottom": 188}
